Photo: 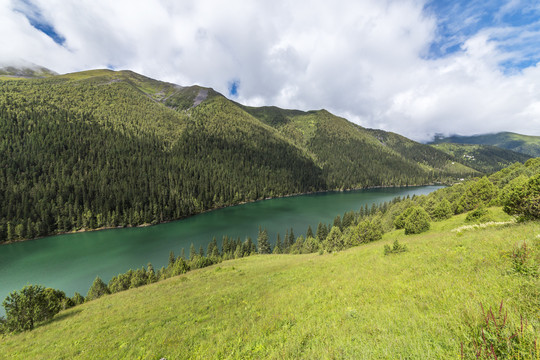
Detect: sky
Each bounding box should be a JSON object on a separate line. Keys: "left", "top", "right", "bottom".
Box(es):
{"left": 1, "top": 0, "right": 540, "bottom": 142}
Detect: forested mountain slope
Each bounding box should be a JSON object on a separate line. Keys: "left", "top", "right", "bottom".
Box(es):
{"left": 431, "top": 132, "right": 540, "bottom": 157}
{"left": 430, "top": 143, "right": 532, "bottom": 173}
{"left": 243, "top": 105, "right": 478, "bottom": 188}
{"left": 0, "top": 69, "right": 478, "bottom": 242}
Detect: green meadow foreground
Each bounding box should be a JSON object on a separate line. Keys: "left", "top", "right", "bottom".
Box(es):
{"left": 1, "top": 209, "right": 538, "bottom": 359}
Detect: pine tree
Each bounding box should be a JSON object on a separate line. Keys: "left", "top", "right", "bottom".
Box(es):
{"left": 316, "top": 222, "right": 328, "bottom": 241}
{"left": 289, "top": 228, "right": 295, "bottom": 246}
{"left": 257, "top": 227, "right": 271, "bottom": 254}
{"left": 306, "top": 225, "right": 314, "bottom": 239}
{"left": 207, "top": 237, "right": 218, "bottom": 257}
{"left": 333, "top": 215, "right": 342, "bottom": 230}
{"left": 199, "top": 245, "right": 204, "bottom": 257}
{"left": 273, "top": 233, "right": 282, "bottom": 254}
{"left": 147, "top": 263, "right": 157, "bottom": 284}
{"left": 86, "top": 276, "right": 110, "bottom": 301}
{"left": 189, "top": 243, "right": 196, "bottom": 260}
{"left": 71, "top": 292, "right": 85, "bottom": 306}
{"left": 168, "top": 251, "right": 175, "bottom": 267}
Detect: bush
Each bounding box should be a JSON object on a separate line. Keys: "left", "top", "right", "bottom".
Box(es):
{"left": 2, "top": 285, "right": 67, "bottom": 332}
{"left": 502, "top": 174, "right": 540, "bottom": 220}
{"left": 465, "top": 207, "right": 489, "bottom": 223}
{"left": 347, "top": 219, "right": 383, "bottom": 246}
{"left": 457, "top": 177, "right": 498, "bottom": 213}
{"left": 432, "top": 199, "right": 453, "bottom": 221}
{"left": 404, "top": 207, "right": 431, "bottom": 235}
{"left": 384, "top": 239, "right": 408, "bottom": 255}
{"left": 394, "top": 207, "right": 414, "bottom": 229}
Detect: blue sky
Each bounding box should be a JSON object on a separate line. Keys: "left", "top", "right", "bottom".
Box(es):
{"left": 425, "top": 0, "right": 540, "bottom": 71}
{"left": 1, "top": 0, "right": 539, "bottom": 140}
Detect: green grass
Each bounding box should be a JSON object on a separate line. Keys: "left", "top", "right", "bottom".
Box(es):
{"left": 2, "top": 209, "right": 538, "bottom": 359}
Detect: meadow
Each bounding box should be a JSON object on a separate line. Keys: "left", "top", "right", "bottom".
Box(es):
{"left": 1, "top": 208, "right": 538, "bottom": 359}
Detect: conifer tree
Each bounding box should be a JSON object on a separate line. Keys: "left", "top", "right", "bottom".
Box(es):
{"left": 168, "top": 251, "right": 175, "bottom": 267}
{"left": 86, "top": 276, "right": 110, "bottom": 301}
{"left": 316, "top": 222, "right": 328, "bottom": 241}
{"left": 273, "top": 233, "right": 282, "bottom": 254}
{"left": 333, "top": 215, "right": 342, "bottom": 230}
{"left": 257, "top": 227, "right": 271, "bottom": 254}
{"left": 289, "top": 228, "right": 295, "bottom": 246}
{"left": 189, "top": 243, "right": 196, "bottom": 261}
{"left": 207, "top": 237, "right": 218, "bottom": 257}
{"left": 306, "top": 225, "right": 314, "bottom": 239}
{"left": 147, "top": 263, "right": 157, "bottom": 284}
{"left": 283, "top": 229, "right": 290, "bottom": 250}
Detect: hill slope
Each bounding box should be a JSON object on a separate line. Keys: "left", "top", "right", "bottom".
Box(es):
{"left": 431, "top": 132, "right": 540, "bottom": 157}
{"left": 1, "top": 210, "right": 537, "bottom": 359}
{"left": 0, "top": 68, "right": 477, "bottom": 242}
{"left": 430, "top": 143, "right": 532, "bottom": 173}
{"left": 242, "top": 105, "right": 478, "bottom": 188}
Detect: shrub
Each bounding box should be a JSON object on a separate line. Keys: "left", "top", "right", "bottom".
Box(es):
{"left": 394, "top": 207, "right": 414, "bottom": 229}
{"left": 432, "top": 198, "right": 453, "bottom": 221}
{"left": 457, "top": 177, "right": 498, "bottom": 213}
{"left": 384, "top": 239, "right": 408, "bottom": 255}
{"left": 2, "top": 285, "right": 67, "bottom": 332}
{"left": 348, "top": 219, "right": 383, "bottom": 246}
{"left": 465, "top": 207, "right": 489, "bottom": 223}
{"left": 502, "top": 174, "right": 540, "bottom": 220}
{"left": 404, "top": 207, "right": 431, "bottom": 235}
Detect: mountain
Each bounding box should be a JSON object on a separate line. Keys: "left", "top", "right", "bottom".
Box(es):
{"left": 241, "top": 105, "right": 478, "bottom": 188}
{"left": 430, "top": 143, "right": 532, "bottom": 173}
{"left": 0, "top": 68, "right": 478, "bottom": 242}
{"left": 430, "top": 132, "right": 540, "bottom": 157}
{"left": 0, "top": 60, "right": 57, "bottom": 78}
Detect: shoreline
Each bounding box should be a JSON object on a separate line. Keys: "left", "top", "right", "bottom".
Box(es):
{"left": 1, "top": 182, "right": 445, "bottom": 246}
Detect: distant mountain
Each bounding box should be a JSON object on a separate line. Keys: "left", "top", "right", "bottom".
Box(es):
{"left": 0, "top": 68, "right": 477, "bottom": 242}
{"left": 429, "top": 143, "right": 531, "bottom": 173}
{"left": 0, "top": 60, "right": 57, "bottom": 78}
{"left": 430, "top": 132, "right": 540, "bottom": 157}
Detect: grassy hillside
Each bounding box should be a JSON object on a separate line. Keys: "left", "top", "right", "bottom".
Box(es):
{"left": 431, "top": 132, "right": 540, "bottom": 158}
{"left": 1, "top": 209, "right": 538, "bottom": 359}
{"left": 431, "top": 143, "right": 532, "bottom": 173}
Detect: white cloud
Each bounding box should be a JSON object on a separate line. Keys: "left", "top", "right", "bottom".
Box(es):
{"left": 1, "top": 0, "right": 539, "bottom": 141}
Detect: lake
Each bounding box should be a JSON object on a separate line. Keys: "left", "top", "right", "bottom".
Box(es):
{"left": 0, "top": 186, "right": 442, "bottom": 313}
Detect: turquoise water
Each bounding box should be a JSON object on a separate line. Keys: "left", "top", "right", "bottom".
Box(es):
{"left": 0, "top": 186, "right": 441, "bottom": 314}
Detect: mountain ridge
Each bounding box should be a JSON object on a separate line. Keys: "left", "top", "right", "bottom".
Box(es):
{"left": 0, "top": 67, "right": 491, "bottom": 243}
{"left": 430, "top": 132, "right": 540, "bottom": 157}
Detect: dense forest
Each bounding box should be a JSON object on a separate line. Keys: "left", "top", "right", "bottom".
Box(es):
{"left": 0, "top": 68, "right": 501, "bottom": 243}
